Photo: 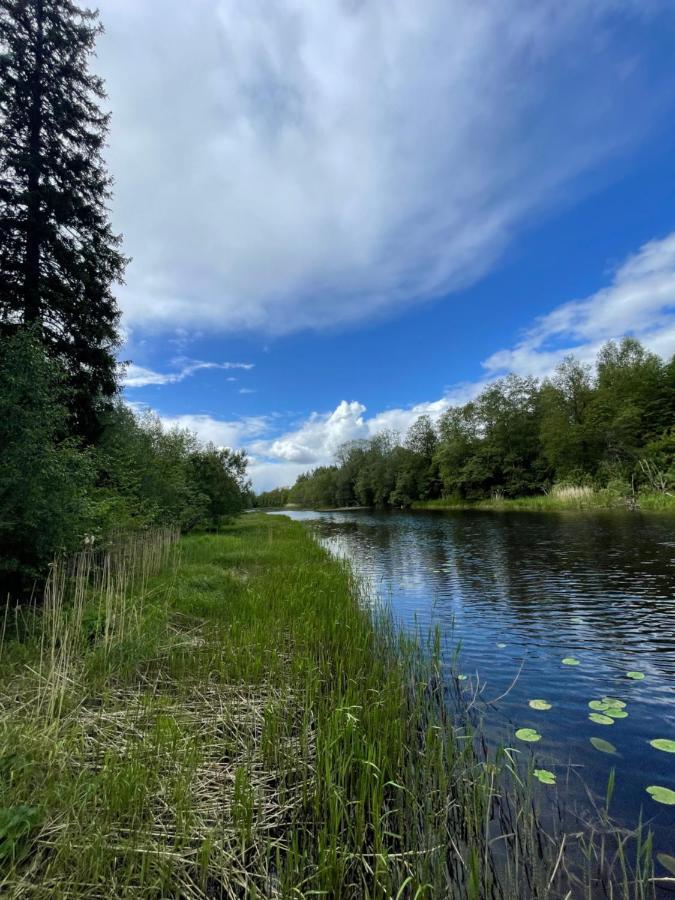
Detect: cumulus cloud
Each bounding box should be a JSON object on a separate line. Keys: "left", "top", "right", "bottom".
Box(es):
{"left": 122, "top": 359, "right": 253, "bottom": 388}
{"left": 96, "top": 0, "right": 674, "bottom": 335}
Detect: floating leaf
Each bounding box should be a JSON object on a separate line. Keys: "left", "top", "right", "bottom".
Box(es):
{"left": 589, "top": 713, "right": 614, "bottom": 725}
{"left": 601, "top": 697, "right": 626, "bottom": 709}
{"left": 515, "top": 728, "right": 541, "bottom": 743}
{"left": 529, "top": 699, "right": 552, "bottom": 711}
{"left": 562, "top": 657, "right": 580, "bottom": 666}
{"left": 590, "top": 737, "right": 617, "bottom": 755}
{"left": 650, "top": 739, "right": 675, "bottom": 754}
{"left": 646, "top": 785, "right": 675, "bottom": 806}
{"left": 457, "top": 674, "right": 468, "bottom": 681}
{"left": 626, "top": 671, "right": 645, "bottom": 680}
{"left": 657, "top": 854, "right": 675, "bottom": 876}
{"left": 603, "top": 708, "right": 628, "bottom": 719}
{"left": 589, "top": 700, "right": 610, "bottom": 711}
{"left": 496, "top": 643, "right": 507, "bottom": 649}
{"left": 533, "top": 769, "right": 556, "bottom": 785}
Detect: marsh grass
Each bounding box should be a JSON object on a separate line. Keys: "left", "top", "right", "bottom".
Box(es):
{"left": 0, "top": 515, "right": 657, "bottom": 897}
{"left": 414, "top": 488, "right": 675, "bottom": 513}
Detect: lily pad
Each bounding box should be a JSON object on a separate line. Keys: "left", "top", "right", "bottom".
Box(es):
{"left": 589, "top": 713, "right": 614, "bottom": 725}
{"left": 626, "top": 671, "right": 645, "bottom": 680}
{"left": 533, "top": 769, "right": 556, "bottom": 785}
{"left": 529, "top": 699, "right": 552, "bottom": 711}
{"left": 457, "top": 674, "right": 468, "bottom": 681}
{"left": 589, "top": 700, "right": 610, "bottom": 711}
{"left": 515, "top": 728, "right": 541, "bottom": 743}
{"left": 590, "top": 737, "right": 617, "bottom": 755}
{"left": 562, "top": 657, "right": 580, "bottom": 666}
{"left": 657, "top": 854, "right": 675, "bottom": 876}
{"left": 601, "top": 697, "right": 626, "bottom": 709}
{"left": 603, "top": 708, "right": 628, "bottom": 719}
{"left": 650, "top": 738, "right": 675, "bottom": 754}
{"left": 646, "top": 785, "right": 675, "bottom": 806}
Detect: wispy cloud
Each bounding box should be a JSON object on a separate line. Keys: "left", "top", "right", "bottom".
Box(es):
{"left": 97, "top": 0, "right": 675, "bottom": 335}
{"left": 122, "top": 359, "right": 254, "bottom": 388}
{"left": 158, "top": 413, "right": 270, "bottom": 448}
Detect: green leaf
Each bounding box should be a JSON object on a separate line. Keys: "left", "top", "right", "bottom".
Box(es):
{"left": 646, "top": 785, "right": 675, "bottom": 806}
{"left": 590, "top": 737, "right": 617, "bottom": 755}
{"left": 650, "top": 739, "right": 675, "bottom": 754}
{"left": 601, "top": 697, "right": 626, "bottom": 709}
{"left": 603, "top": 708, "right": 628, "bottom": 719}
{"left": 589, "top": 700, "right": 610, "bottom": 711}
{"left": 528, "top": 699, "right": 552, "bottom": 711}
{"left": 533, "top": 769, "right": 556, "bottom": 785}
{"left": 457, "top": 674, "right": 468, "bottom": 681}
{"left": 562, "top": 657, "right": 580, "bottom": 666}
{"left": 626, "top": 671, "right": 645, "bottom": 680}
{"left": 589, "top": 713, "right": 614, "bottom": 725}
{"left": 515, "top": 728, "right": 541, "bottom": 743}
{"left": 657, "top": 854, "right": 675, "bottom": 876}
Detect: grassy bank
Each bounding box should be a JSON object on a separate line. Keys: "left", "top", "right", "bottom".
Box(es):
{"left": 0, "top": 515, "right": 657, "bottom": 898}
{"left": 413, "top": 488, "right": 675, "bottom": 513}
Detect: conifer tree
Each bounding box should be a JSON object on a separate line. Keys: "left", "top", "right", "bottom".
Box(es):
{"left": 0, "top": 0, "right": 126, "bottom": 439}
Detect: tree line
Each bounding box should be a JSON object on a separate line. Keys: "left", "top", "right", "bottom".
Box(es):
{"left": 256, "top": 339, "right": 674, "bottom": 510}
{"left": 0, "top": 0, "right": 250, "bottom": 593}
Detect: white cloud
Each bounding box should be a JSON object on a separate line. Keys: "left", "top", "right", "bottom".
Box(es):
{"left": 96, "top": 0, "right": 674, "bottom": 335}
{"left": 158, "top": 413, "right": 270, "bottom": 448}
{"left": 483, "top": 232, "right": 675, "bottom": 377}
{"left": 122, "top": 359, "right": 253, "bottom": 388}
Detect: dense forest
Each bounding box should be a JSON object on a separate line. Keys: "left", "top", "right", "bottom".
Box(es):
{"left": 257, "top": 339, "right": 675, "bottom": 510}
{"left": 0, "top": 0, "right": 250, "bottom": 593}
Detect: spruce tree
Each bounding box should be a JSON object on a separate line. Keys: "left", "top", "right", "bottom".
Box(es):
{"left": 0, "top": 0, "right": 126, "bottom": 439}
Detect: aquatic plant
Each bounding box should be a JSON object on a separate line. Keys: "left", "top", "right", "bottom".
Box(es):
{"left": 589, "top": 713, "right": 614, "bottom": 725}
{"left": 590, "top": 737, "right": 618, "bottom": 754}
{"left": 646, "top": 785, "right": 675, "bottom": 805}
{"left": 562, "top": 657, "right": 580, "bottom": 665}
{"left": 528, "top": 699, "right": 552, "bottom": 711}
{"left": 533, "top": 769, "right": 556, "bottom": 785}
{"left": 515, "top": 727, "right": 541, "bottom": 742}
{"left": 649, "top": 738, "right": 675, "bottom": 753}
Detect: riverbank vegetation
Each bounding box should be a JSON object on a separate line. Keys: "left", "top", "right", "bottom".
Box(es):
{"left": 256, "top": 340, "right": 674, "bottom": 512}
{"left": 0, "top": 514, "right": 659, "bottom": 897}
{"left": 0, "top": 2, "right": 252, "bottom": 596}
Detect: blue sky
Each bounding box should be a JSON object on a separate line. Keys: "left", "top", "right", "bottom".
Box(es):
{"left": 96, "top": 0, "right": 675, "bottom": 490}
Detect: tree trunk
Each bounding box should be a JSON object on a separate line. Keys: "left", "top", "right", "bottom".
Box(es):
{"left": 24, "top": 0, "right": 44, "bottom": 325}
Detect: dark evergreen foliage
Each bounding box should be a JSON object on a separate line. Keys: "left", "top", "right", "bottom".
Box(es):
{"left": 0, "top": 0, "right": 127, "bottom": 439}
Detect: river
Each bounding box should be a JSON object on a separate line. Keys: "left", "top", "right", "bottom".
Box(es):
{"left": 272, "top": 507, "right": 675, "bottom": 862}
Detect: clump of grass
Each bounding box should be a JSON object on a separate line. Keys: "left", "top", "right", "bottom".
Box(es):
{"left": 0, "top": 516, "right": 657, "bottom": 897}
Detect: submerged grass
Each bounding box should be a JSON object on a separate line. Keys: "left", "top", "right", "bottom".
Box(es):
{"left": 0, "top": 514, "right": 658, "bottom": 897}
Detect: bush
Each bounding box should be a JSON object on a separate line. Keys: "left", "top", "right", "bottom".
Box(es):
{"left": 0, "top": 331, "right": 94, "bottom": 592}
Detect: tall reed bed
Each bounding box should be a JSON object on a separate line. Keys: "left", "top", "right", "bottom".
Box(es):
{"left": 0, "top": 516, "right": 656, "bottom": 897}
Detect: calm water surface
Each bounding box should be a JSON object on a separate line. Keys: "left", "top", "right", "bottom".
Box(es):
{"left": 274, "top": 508, "right": 675, "bottom": 857}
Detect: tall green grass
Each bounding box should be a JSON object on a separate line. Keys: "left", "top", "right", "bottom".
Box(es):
{"left": 0, "top": 515, "right": 657, "bottom": 897}
{"left": 413, "top": 489, "right": 675, "bottom": 513}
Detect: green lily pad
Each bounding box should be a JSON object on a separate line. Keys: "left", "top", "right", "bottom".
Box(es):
{"left": 650, "top": 738, "right": 675, "bottom": 754}
{"left": 529, "top": 699, "right": 552, "bottom": 711}
{"left": 601, "top": 697, "right": 626, "bottom": 709}
{"left": 589, "top": 700, "right": 610, "bottom": 711}
{"left": 515, "top": 728, "right": 541, "bottom": 743}
{"left": 590, "top": 737, "right": 617, "bottom": 755}
{"left": 562, "top": 657, "right": 580, "bottom": 666}
{"left": 533, "top": 769, "right": 556, "bottom": 785}
{"left": 646, "top": 785, "right": 675, "bottom": 806}
{"left": 457, "top": 674, "right": 468, "bottom": 681}
{"left": 626, "top": 671, "right": 645, "bottom": 680}
{"left": 603, "top": 708, "right": 628, "bottom": 719}
{"left": 657, "top": 854, "right": 675, "bottom": 876}
{"left": 589, "top": 713, "right": 614, "bottom": 725}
